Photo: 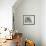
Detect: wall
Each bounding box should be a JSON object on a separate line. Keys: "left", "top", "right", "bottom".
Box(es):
{"left": 41, "top": 0, "right": 46, "bottom": 46}
{"left": 0, "top": 0, "right": 16, "bottom": 29}
{"left": 13, "top": 0, "right": 41, "bottom": 46}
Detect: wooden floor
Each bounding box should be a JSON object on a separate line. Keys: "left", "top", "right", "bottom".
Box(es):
{"left": 0, "top": 39, "right": 16, "bottom": 46}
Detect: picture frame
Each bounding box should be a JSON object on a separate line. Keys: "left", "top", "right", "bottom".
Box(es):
{"left": 23, "top": 15, "right": 35, "bottom": 25}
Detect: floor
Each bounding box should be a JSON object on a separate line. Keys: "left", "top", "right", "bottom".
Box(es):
{"left": 0, "top": 39, "right": 16, "bottom": 46}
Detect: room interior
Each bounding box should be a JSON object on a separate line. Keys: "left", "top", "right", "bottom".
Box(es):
{"left": 0, "top": 0, "right": 46, "bottom": 46}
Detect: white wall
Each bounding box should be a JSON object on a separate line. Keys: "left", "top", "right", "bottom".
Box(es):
{"left": 13, "top": 0, "right": 46, "bottom": 46}
{"left": 13, "top": 0, "right": 41, "bottom": 46}
{"left": 0, "top": 0, "right": 16, "bottom": 29}
{"left": 41, "top": 0, "right": 46, "bottom": 46}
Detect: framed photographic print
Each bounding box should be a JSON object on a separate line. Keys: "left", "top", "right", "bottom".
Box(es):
{"left": 23, "top": 15, "right": 35, "bottom": 25}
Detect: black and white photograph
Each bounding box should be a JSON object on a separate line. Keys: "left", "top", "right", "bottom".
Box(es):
{"left": 23, "top": 15, "right": 35, "bottom": 25}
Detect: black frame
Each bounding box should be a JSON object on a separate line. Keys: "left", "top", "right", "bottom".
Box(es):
{"left": 23, "top": 15, "right": 35, "bottom": 25}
